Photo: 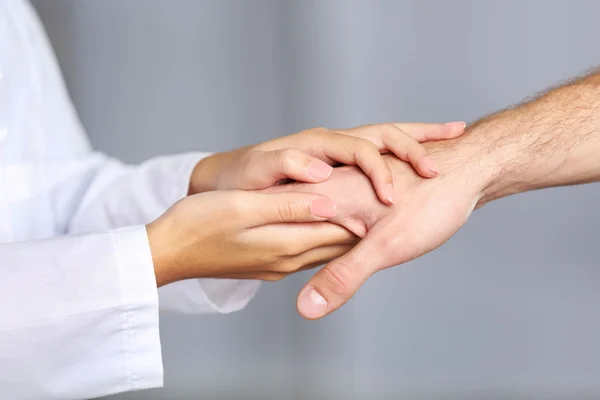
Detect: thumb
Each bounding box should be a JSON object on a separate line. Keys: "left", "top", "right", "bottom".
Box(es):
{"left": 246, "top": 192, "right": 338, "bottom": 226}
{"left": 248, "top": 148, "right": 334, "bottom": 188}
{"left": 296, "top": 237, "right": 384, "bottom": 319}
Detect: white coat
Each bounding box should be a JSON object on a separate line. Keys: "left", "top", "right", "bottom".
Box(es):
{"left": 0, "top": 1, "right": 260, "bottom": 398}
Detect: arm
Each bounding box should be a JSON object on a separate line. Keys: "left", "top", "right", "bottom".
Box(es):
{"left": 275, "top": 70, "right": 600, "bottom": 319}
{"left": 455, "top": 70, "right": 600, "bottom": 205}
{"left": 0, "top": 181, "right": 358, "bottom": 399}
{"left": 62, "top": 152, "right": 262, "bottom": 314}
{"left": 6, "top": 0, "right": 259, "bottom": 314}
{"left": 0, "top": 227, "right": 162, "bottom": 399}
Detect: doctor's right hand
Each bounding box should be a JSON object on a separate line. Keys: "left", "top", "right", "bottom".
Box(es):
{"left": 146, "top": 190, "right": 357, "bottom": 287}
{"left": 190, "top": 123, "right": 466, "bottom": 205}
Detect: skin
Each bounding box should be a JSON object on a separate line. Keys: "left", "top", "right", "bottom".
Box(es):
{"left": 147, "top": 123, "right": 464, "bottom": 286}
{"left": 147, "top": 190, "right": 355, "bottom": 286}
{"left": 270, "top": 70, "right": 600, "bottom": 319}
{"left": 190, "top": 123, "right": 465, "bottom": 202}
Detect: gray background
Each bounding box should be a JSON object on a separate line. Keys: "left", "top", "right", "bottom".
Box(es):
{"left": 31, "top": 1, "right": 600, "bottom": 399}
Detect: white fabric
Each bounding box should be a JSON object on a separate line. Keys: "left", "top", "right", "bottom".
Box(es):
{"left": 0, "top": 0, "right": 260, "bottom": 399}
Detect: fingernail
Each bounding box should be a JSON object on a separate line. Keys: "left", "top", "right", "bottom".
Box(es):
{"left": 423, "top": 156, "right": 438, "bottom": 174}
{"left": 306, "top": 160, "right": 333, "bottom": 181}
{"left": 445, "top": 121, "right": 466, "bottom": 129}
{"left": 310, "top": 197, "right": 337, "bottom": 218}
{"left": 297, "top": 287, "right": 328, "bottom": 318}
{"left": 385, "top": 184, "right": 394, "bottom": 204}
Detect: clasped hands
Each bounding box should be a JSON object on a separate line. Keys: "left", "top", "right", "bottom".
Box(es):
{"left": 147, "top": 121, "right": 486, "bottom": 320}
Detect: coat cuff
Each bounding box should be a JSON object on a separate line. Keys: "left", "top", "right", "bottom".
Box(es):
{"left": 110, "top": 225, "right": 163, "bottom": 391}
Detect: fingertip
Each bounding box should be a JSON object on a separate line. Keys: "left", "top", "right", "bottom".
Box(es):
{"left": 422, "top": 156, "right": 438, "bottom": 175}
{"left": 305, "top": 159, "right": 334, "bottom": 182}
{"left": 420, "top": 169, "right": 438, "bottom": 178}
{"left": 309, "top": 197, "right": 337, "bottom": 218}
{"left": 383, "top": 183, "right": 395, "bottom": 204}
{"left": 444, "top": 121, "right": 467, "bottom": 137}
{"left": 412, "top": 157, "right": 439, "bottom": 179}
{"left": 297, "top": 287, "right": 329, "bottom": 319}
{"left": 373, "top": 179, "right": 395, "bottom": 205}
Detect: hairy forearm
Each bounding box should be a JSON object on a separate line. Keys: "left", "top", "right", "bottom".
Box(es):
{"left": 427, "top": 70, "right": 600, "bottom": 206}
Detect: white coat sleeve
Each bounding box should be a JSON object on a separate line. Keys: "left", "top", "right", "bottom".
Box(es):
{"left": 61, "top": 152, "right": 261, "bottom": 314}
{"left": 0, "top": 226, "right": 162, "bottom": 400}
{"left": 5, "top": 0, "right": 260, "bottom": 315}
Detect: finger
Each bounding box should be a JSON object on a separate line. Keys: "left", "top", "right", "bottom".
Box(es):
{"left": 248, "top": 149, "right": 334, "bottom": 187}
{"left": 215, "top": 244, "right": 355, "bottom": 281}
{"left": 312, "top": 133, "right": 395, "bottom": 205}
{"left": 252, "top": 222, "right": 358, "bottom": 254}
{"left": 338, "top": 122, "right": 464, "bottom": 146}
{"left": 213, "top": 271, "right": 283, "bottom": 281}
{"left": 278, "top": 243, "right": 355, "bottom": 273}
{"left": 340, "top": 123, "right": 439, "bottom": 178}
{"left": 393, "top": 122, "right": 466, "bottom": 142}
{"left": 296, "top": 235, "right": 387, "bottom": 320}
{"left": 381, "top": 128, "right": 439, "bottom": 178}
{"left": 243, "top": 192, "right": 338, "bottom": 225}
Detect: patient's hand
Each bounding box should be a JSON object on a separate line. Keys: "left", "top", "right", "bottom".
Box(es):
{"left": 268, "top": 165, "right": 387, "bottom": 238}
{"left": 266, "top": 150, "right": 489, "bottom": 320}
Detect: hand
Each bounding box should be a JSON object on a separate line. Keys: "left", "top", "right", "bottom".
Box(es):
{"left": 146, "top": 190, "right": 358, "bottom": 286}
{"left": 190, "top": 122, "right": 465, "bottom": 205}
{"left": 266, "top": 148, "right": 489, "bottom": 319}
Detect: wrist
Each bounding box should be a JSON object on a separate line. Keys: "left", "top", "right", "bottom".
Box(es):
{"left": 189, "top": 152, "right": 230, "bottom": 195}
{"left": 439, "top": 112, "right": 531, "bottom": 206}
{"left": 433, "top": 76, "right": 600, "bottom": 207}
{"left": 146, "top": 221, "right": 177, "bottom": 287}
{"left": 419, "top": 133, "right": 503, "bottom": 208}
{"left": 423, "top": 110, "right": 562, "bottom": 207}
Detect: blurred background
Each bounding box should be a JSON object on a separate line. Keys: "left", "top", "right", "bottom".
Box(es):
{"left": 31, "top": 1, "right": 600, "bottom": 399}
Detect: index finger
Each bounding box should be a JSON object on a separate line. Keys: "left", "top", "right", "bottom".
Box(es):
{"left": 339, "top": 121, "right": 465, "bottom": 145}
{"left": 311, "top": 133, "right": 395, "bottom": 205}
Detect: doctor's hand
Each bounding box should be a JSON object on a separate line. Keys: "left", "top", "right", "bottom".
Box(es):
{"left": 265, "top": 150, "right": 484, "bottom": 319}
{"left": 146, "top": 190, "right": 357, "bottom": 287}
{"left": 190, "top": 122, "right": 465, "bottom": 205}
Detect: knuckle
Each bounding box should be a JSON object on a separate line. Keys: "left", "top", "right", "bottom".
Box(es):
{"left": 258, "top": 242, "right": 280, "bottom": 260}
{"left": 407, "top": 143, "right": 427, "bottom": 161}
{"left": 384, "top": 123, "right": 400, "bottom": 133}
{"left": 278, "top": 259, "right": 301, "bottom": 273}
{"left": 277, "top": 148, "right": 300, "bottom": 171}
{"left": 277, "top": 200, "right": 302, "bottom": 222}
{"left": 279, "top": 241, "right": 302, "bottom": 257}
{"left": 398, "top": 147, "right": 410, "bottom": 160}
{"left": 352, "top": 136, "right": 372, "bottom": 148}
{"left": 301, "top": 127, "right": 329, "bottom": 138}
{"left": 366, "top": 140, "right": 381, "bottom": 154}
{"left": 381, "top": 129, "right": 394, "bottom": 145}
{"left": 320, "top": 261, "right": 355, "bottom": 295}
{"left": 378, "top": 234, "right": 401, "bottom": 252}
{"left": 356, "top": 143, "right": 384, "bottom": 175}
{"left": 349, "top": 138, "right": 373, "bottom": 161}
{"left": 380, "top": 235, "right": 417, "bottom": 263}
{"left": 357, "top": 139, "right": 379, "bottom": 157}
{"left": 313, "top": 127, "right": 329, "bottom": 135}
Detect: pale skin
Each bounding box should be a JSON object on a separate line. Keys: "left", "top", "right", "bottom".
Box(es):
{"left": 147, "top": 123, "right": 465, "bottom": 286}
{"left": 271, "top": 70, "right": 600, "bottom": 319}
